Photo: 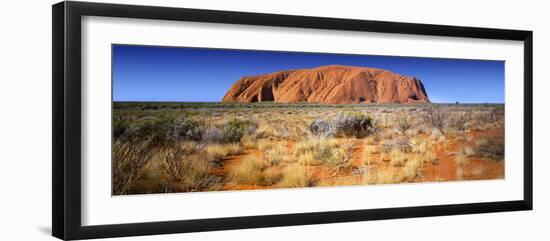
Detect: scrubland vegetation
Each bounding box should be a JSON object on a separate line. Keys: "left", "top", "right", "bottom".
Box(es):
{"left": 112, "top": 102, "right": 504, "bottom": 195}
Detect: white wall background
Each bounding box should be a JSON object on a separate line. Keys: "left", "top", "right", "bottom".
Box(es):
{"left": 0, "top": 0, "right": 547, "bottom": 240}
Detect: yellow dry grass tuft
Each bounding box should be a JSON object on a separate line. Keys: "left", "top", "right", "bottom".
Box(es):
{"left": 230, "top": 155, "right": 265, "bottom": 185}
{"left": 241, "top": 135, "right": 258, "bottom": 149}
{"left": 455, "top": 152, "right": 469, "bottom": 166}
{"left": 293, "top": 138, "right": 334, "bottom": 164}
{"left": 265, "top": 144, "right": 291, "bottom": 165}
{"left": 412, "top": 138, "right": 428, "bottom": 153}
{"left": 401, "top": 158, "right": 424, "bottom": 181}
{"left": 454, "top": 152, "right": 469, "bottom": 180}
{"left": 363, "top": 168, "right": 400, "bottom": 185}
{"left": 364, "top": 137, "right": 377, "bottom": 145}
{"left": 205, "top": 143, "right": 243, "bottom": 163}
{"left": 297, "top": 151, "right": 319, "bottom": 165}
{"left": 258, "top": 139, "right": 276, "bottom": 151}
{"left": 262, "top": 167, "right": 283, "bottom": 185}
{"left": 277, "top": 164, "right": 313, "bottom": 188}
{"left": 390, "top": 148, "right": 407, "bottom": 167}
{"left": 423, "top": 149, "right": 438, "bottom": 165}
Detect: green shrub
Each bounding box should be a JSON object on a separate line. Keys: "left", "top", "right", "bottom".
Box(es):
{"left": 221, "top": 118, "right": 258, "bottom": 143}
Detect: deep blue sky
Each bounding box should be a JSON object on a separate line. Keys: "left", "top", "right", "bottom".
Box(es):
{"left": 112, "top": 45, "right": 504, "bottom": 103}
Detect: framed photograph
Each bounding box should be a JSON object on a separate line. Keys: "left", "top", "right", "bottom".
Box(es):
{"left": 52, "top": 1, "right": 533, "bottom": 240}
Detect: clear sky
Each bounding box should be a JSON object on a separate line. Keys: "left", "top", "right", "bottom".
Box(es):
{"left": 112, "top": 45, "right": 504, "bottom": 103}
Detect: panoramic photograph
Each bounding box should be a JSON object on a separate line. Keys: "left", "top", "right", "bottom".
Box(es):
{"left": 112, "top": 45, "right": 505, "bottom": 195}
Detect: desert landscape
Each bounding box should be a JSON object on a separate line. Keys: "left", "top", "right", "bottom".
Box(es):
{"left": 112, "top": 65, "right": 504, "bottom": 195}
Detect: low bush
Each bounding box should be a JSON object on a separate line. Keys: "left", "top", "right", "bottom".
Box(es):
{"left": 332, "top": 112, "right": 374, "bottom": 138}
{"left": 308, "top": 119, "right": 334, "bottom": 138}
{"left": 202, "top": 127, "right": 224, "bottom": 143}
{"left": 221, "top": 118, "right": 258, "bottom": 143}
{"left": 395, "top": 116, "right": 412, "bottom": 135}
{"left": 426, "top": 105, "right": 447, "bottom": 131}
{"left": 308, "top": 112, "right": 374, "bottom": 138}
{"left": 170, "top": 119, "right": 205, "bottom": 141}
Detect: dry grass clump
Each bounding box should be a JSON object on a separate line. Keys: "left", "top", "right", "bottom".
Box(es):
{"left": 329, "top": 138, "right": 342, "bottom": 148}
{"left": 455, "top": 152, "right": 469, "bottom": 166}
{"left": 258, "top": 139, "right": 276, "bottom": 151}
{"left": 255, "top": 123, "right": 284, "bottom": 140}
{"left": 411, "top": 137, "right": 428, "bottom": 153}
{"left": 364, "top": 157, "right": 424, "bottom": 185}
{"left": 240, "top": 135, "right": 258, "bottom": 149}
{"left": 463, "top": 146, "right": 476, "bottom": 157}
{"left": 380, "top": 151, "right": 391, "bottom": 162}
{"left": 363, "top": 145, "right": 372, "bottom": 166}
{"left": 205, "top": 143, "right": 243, "bottom": 163}
{"left": 364, "top": 137, "right": 377, "bottom": 145}
{"left": 158, "top": 142, "right": 217, "bottom": 192}
{"left": 363, "top": 138, "right": 380, "bottom": 165}
{"left": 262, "top": 167, "right": 283, "bottom": 185}
{"left": 277, "top": 164, "right": 313, "bottom": 188}
{"left": 454, "top": 152, "right": 469, "bottom": 180}
{"left": 297, "top": 151, "right": 318, "bottom": 165}
{"left": 472, "top": 137, "right": 504, "bottom": 160}
{"left": 380, "top": 128, "right": 396, "bottom": 141}
{"left": 405, "top": 127, "right": 421, "bottom": 137}
{"left": 363, "top": 168, "right": 400, "bottom": 184}
{"left": 226, "top": 143, "right": 243, "bottom": 155}
{"left": 365, "top": 144, "right": 380, "bottom": 155}
{"left": 390, "top": 148, "right": 407, "bottom": 167}
{"left": 230, "top": 155, "right": 266, "bottom": 185}
{"left": 265, "top": 144, "right": 291, "bottom": 165}
{"left": 423, "top": 150, "right": 438, "bottom": 165}
{"left": 317, "top": 177, "right": 362, "bottom": 187}
{"left": 293, "top": 138, "right": 334, "bottom": 165}
{"left": 472, "top": 165, "right": 486, "bottom": 176}
{"left": 401, "top": 159, "right": 424, "bottom": 181}
{"left": 330, "top": 141, "right": 354, "bottom": 176}
{"left": 395, "top": 116, "right": 412, "bottom": 135}
{"left": 112, "top": 140, "right": 157, "bottom": 195}
{"left": 429, "top": 128, "right": 444, "bottom": 142}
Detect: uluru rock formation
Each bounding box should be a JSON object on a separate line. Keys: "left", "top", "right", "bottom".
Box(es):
{"left": 222, "top": 65, "right": 430, "bottom": 104}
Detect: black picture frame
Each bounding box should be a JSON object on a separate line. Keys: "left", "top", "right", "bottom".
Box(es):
{"left": 52, "top": 1, "right": 533, "bottom": 240}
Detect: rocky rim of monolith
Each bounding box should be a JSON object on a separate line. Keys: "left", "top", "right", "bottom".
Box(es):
{"left": 222, "top": 65, "right": 430, "bottom": 104}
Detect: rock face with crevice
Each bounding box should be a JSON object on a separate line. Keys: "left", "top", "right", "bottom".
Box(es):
{"left": 222, "top": 65, "right": 430, "bottom": 104}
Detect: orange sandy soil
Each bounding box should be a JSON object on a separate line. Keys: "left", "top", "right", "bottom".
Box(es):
{"left": 209, "top": 129, "right": 504, "bottom": 191}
